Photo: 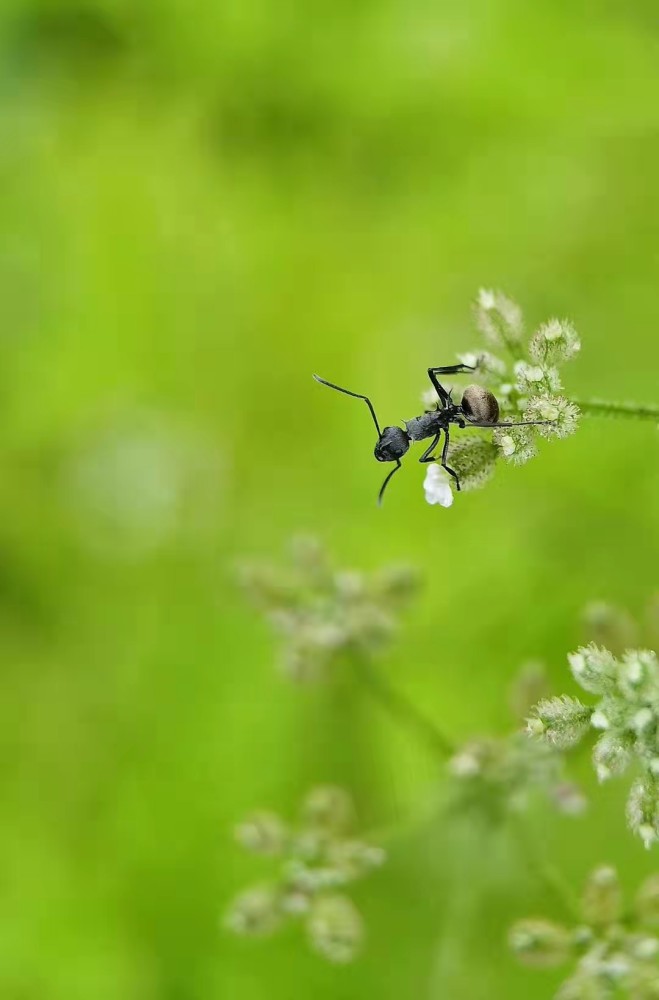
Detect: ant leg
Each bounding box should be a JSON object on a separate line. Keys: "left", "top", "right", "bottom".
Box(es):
{"left": 440, "top": 427, "right": 461, "bottom": 492}
{"left": 313, "top": 374, "right": 382, "bottom": 437}
{"left": 427, "top": 364, "right": 476, "bottom": 409}
{"left": 464, "top": 419, "right": 552, "bottom": 428}
{"left": 418, "top": 432, "right": 441, "bottom": 463}
{"left": 378, "top": 460, "right": 402, "bottom": 506}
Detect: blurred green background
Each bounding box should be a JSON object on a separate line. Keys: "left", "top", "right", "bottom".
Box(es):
{"left": 0, "top": 1, "right": 658, "bottom": 997}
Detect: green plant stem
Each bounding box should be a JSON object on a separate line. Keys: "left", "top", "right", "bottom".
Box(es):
{"left": 351, "top": 656, "right": 454, "bottom": 760}
{"left": 573, "top": 398, "right": 659, "bottom": 422}
{"left": 510, "top": 815, "right": 581, "bottom": 922}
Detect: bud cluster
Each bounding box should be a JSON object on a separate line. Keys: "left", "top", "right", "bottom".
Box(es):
{"left": 238, "top": 536, "right": 419, "bottom": 681}
{"left": 422, "top": 291, "right": 582, "bottom": 500}
{"left": 225, "top": 786, "right": 385, "bottom": 963}
{"left": 527, "top": 643, "right": 659, "bottom": 848}
{"left": 510, "top": 867, "right": 659, "bottom": 998}
{"left": 448, "top": 664, "right": 585, "bottom": 822}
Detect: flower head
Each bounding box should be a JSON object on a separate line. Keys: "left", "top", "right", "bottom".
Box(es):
{"left": 225, "top": 787, "right": 384, "bottom": 962}
{"left": 510, "top": 868, "right": 659, "bottom": 996}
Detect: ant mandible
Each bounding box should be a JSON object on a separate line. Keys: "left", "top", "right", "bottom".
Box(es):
{"left": 313, "top": 363, "right": 551, "bottom": 505}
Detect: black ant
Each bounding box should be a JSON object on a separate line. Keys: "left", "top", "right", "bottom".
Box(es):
{"left": 313, "top": 363, "right": 551, "bottom": 505}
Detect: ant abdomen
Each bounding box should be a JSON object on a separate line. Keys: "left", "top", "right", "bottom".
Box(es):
{"left": 461, "top": 385, "right": 500, "bottom": 424}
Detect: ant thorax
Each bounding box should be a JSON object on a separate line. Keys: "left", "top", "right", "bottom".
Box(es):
{"left": 404, "top": 409, "right": 447, "bottom": 442}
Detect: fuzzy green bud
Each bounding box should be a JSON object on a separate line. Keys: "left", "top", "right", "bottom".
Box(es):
{"left": 592, "top": 732, "right": 633, "bottom": 782}
{"left": 627, "top": 775, "right": 659, "bottom": 849}
{"left": 568, "top": 644, "right": 618, "bottom": 695}
{"left": 224, "top": 884, "right": 282, "bottom": 936}
{"left": 327, "top": 839, "right": 386, "bottom": 881}
{"left": 447, "top": 436, "right": 498, "bottom": 491}
{"left": 302, "top": 786, "right": 354, "bottom": 834}
{"left": 508, "top": 918, "right": 571, "bottom": 968}
{"left": 307, "top": 894, "right": 364, "bottom": 963}
{"left": 235, "top": 811, "right": 289, "bottom": 856}
{"left": 474, "top": 288, "right": 524, "bottom": 351}
{"left": 636, "top": 875, "right": 659, "bottom": 928}
{"left": 529, "top": 319, "right": 581, "bottom": 365}
{"left": 581, "top": 866, "right": 622, "bottom": 925}
{"left": 528, "top": 696, "right": 592, "bottom": 749}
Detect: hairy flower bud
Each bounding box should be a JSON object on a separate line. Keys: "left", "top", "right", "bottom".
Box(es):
{"left": 627, "top": 775, "right": 659, "bottom": 849}
{"left": 569, "top": 644, "right": 618, "bottom": 695}
{"left": 474, "top": 288, "right": 524, "bottom": 350}
{"left": 224, "top": 884, "right": 282, "bottom": 936}
{"left": 447, "top": 436, "right": 498, "bottom": 491}
{"left": 636, "top": 875, "right": 659, "bottom": 927}
{"left": 235, "top": 811, "right": 289, "bottom": 856}
{"left": 592, "top": 732, "right": 633, "bottom": 782}
{"left": 529, "top": 319, "right": 581, "bottom": 365}
{"left": 581, "top": 866, "right": 622, "bottom": 925}
{"left": 528, "top": 696, "right": 592, "bottom": 749}
{"left": 508, "top": 918, "right": 571, "bottom": 968}
{"left": 302, "top": 786, "right": 354, "bottom": 834}
{"left": 307, "top": 894, "right": 364, "bottom": 963}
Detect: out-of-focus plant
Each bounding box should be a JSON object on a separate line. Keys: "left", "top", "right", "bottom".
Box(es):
{"left": 527, "top": 645, "right": 659, "bottom": 848}
{"left": 225, "top": 786, "right": 385, "bottom": 963}
{"left": 510, "top": 866, "right": 659, "bottom": 998}
{"left": 447, "top": 663, "right": 586, "bottom": 824}
{"left": 238, "top": 535, "right": 419, "bottom": 683}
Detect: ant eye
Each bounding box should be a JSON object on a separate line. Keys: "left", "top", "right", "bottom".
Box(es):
{"left": 461, "top": 385, "right": 500, "bottom": 424}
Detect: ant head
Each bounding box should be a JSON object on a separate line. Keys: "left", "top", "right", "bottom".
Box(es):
{"left": 374, "top": 426, "right": 410, "bottom": 463}
{"left": 460, "top": 384, "right": 500, "bottom": 424}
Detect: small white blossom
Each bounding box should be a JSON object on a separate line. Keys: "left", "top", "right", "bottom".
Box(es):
{"left": 423, "top": 465, "right": 454, "bottom": 507}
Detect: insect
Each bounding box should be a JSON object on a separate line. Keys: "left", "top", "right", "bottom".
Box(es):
{"left": 313, "top": 363, "right": 552, "bottom": 505}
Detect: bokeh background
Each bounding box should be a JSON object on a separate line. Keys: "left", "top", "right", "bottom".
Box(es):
{"left": 1, "top": 1, "right": 658, "bottom": 997}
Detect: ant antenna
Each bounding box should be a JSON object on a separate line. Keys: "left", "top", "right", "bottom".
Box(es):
{"left": 312, "top": 375, "right": 382, "bottom": 438}
{"left": 378, "top": 460, "right": 402, "bottom": 506}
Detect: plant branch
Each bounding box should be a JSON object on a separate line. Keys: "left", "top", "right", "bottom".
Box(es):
{"left": 510, "top": 815, "right": 581, "bottom": 922}
{"left": 573, "top": 398, "right": 659, "bottom": 422}
{"left": 350, "top": 656, "right": 454, "bottom": 760}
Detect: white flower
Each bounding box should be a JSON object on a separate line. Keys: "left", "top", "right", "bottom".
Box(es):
{"left": 423, "top": 465, "right": 454, "bottom": 507}
{"left": 499, "top": 434, "right": 516, "bottom": 457}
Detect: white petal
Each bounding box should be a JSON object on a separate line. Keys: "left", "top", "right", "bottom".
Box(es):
{"left": 423, "top": 465, "right": 454, "bottom": 507}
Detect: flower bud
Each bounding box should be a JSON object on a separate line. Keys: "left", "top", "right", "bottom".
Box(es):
{"left": 224, "top": 884, "right": 281, "bottom": 936}
{"left": 508, "top": 918, "right": 571, "bottom": 968}
{"left": 529, "top": 319, "right": 581, "bottom": 365}
{"left": 618, "top": 650, "right": 659, "bottom": 699}
{"left": 568, "top": 644, "right": 618, "bottom": 695}
{"left": 474, "top": 289, "right": 524, "bottom": 349}
{"left": 327, "top": 839, "right": 386, "bottom": 881}
{"left": 307, "top": 894, "right": 364, "bottom": 963}
{"left": 592, "top": 732, "right": 633, "bottom": 782}
{"left": 581, "top": 866, "right": 622, "bottom": 925}
{"left": 447, "top": 437, "right": 498, "bottom": 491}
{"left": 235, "top": 811, "right": 288, "bottom": 856}
{"left": 302, "top": 786, "right": 354, "bottom": 834}
{"left": 627, "top": 775, "right": 659, "bottom": 849}
{"left": 527, "top": 696, "right": 592, "bottom": 749}
{"left": 636, "top": 875, "right": 659, "bottom": 927}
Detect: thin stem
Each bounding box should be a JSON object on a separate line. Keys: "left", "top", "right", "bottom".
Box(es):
{"left": 350, "top": 656, "right": 454, "bottom": 760}
{"left": 573, "top": 398, "right": 659, "bottom": 422}
{"left": 510, "top": 815, "right": 581, "bottom": 922}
